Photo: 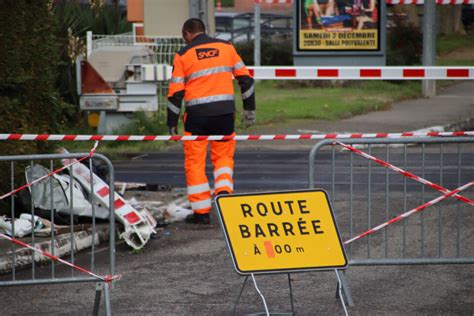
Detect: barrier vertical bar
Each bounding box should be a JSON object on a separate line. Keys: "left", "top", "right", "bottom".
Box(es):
{"left": 349, "top": 151, "right": 353, "bottom": 258}
{"left": 456, "top": 144, "right": 461, "bottom": 257}
{"left": 50, "top": 159, "right": 55, "bottom": 278}
{"left": 89, "top": 158, "right": 96, "bottom": 272}
{"left": 10, "top": 161, "right": 16, "bottom": 280}
{"left": 106, "top": 156, "right": 116, "bottom": 279}
{"left": 439, "top": 144, "right": 444, "bottom": 257}
{"left": 403, "top": 145, "right": 407, "bottom": 258}
{"left": 421, "top": 144, "right": 426, "bottom": 257}
{"left": 30, "top": 160, "right": 35, "bottom": 279}
{"left": 332, "top": 145, "right": 336, "bottom": 204}
{"left": 69, "top": 164, "right": 75, "bottom": 277}
{"left": 385, "top": 145, "right": 389, "bottom": 258}
{"left": 368, "top": 145, "right": 372, "bottom": 258}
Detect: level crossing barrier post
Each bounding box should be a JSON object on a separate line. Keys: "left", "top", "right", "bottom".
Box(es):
{"left": 422, "top": 0, "right": 437, "bottom": 97}
{"left": 254, "top": 1, "right": 261, "bottom": 67}
{"left": 0, "top": 152, "right": 116, "bottom": 315}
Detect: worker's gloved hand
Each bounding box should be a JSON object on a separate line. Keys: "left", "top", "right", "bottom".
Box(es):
{"left": 169, "top": 126, "right": 178, "bottom": 135}
{"left": 242, "top": 110, "right": 256, "bottom": 127}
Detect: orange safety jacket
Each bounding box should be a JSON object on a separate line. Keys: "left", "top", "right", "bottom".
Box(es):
{"left": 167, "top": 34, "right": 255, "bottom": 127}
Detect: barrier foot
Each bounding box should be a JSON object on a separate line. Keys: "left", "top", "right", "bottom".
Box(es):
{"left": 233, "top": 275, "right": 249, "bottom": 315}
{"left": 93, "top": 282, "right": 103, "bottom": 316}
{"left": 335, "top": 269, "right": 353, "bottom": 307}
{"left": 93, "top": 282, "right": 112, "bottom": 316}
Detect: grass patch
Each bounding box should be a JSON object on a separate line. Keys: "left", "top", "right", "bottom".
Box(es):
{"left": 234, "top": 80, "right": 421, "bottom": 129}
{"left": 436, "top": 30, "right": 474, "bottom": 56}
{"left": 436, "top": 29, "right": 474, "bottom": 66}
{"left": 437, "top": 58, "right": 474, "bottom": 66}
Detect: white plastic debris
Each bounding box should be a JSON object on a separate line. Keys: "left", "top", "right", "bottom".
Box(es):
{"left": 164, "top": 203, "right": 193, "bottom": 223}
{"left": 59, "top": 148, "right": 156, "bottom": 250}
{"left": 19, "top": 213, "right": 43, "bottom": 231}
{"left": 0, "top": 216, "right": 32, "bottom": 238}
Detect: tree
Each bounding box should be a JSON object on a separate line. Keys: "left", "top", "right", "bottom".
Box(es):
{"left": 438, "top": 6, "right": 466, "bottom": 35}
{"left": 0, "top": 0, "right": 72, "bottom": 201}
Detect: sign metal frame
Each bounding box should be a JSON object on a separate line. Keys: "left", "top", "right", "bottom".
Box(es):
{"left": 215, "top": 189, "right": 348, "bottom": 275}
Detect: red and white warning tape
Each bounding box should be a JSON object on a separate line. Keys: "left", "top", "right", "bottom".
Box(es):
{"left": 344, "top": 181, "right": 474, "bottom": 245}
{"left": 387, "top": 0, "right": 473, "bottom": 4}
{"left": 1, "top": 131, "right": 473, "bottom": 142}
{"left": 0, "top": 233, "right": 120, "bottom": 283}
{"left": 0, "top": 142, "right": 98, "bottom": 200}
{"left": 248, "top": 67, "right": 473, "bottom": 80}
{"left": 336, "top": 141, "right": 474, "bottom": 205}
{"left": 255, "top": 0, "right": 292, "bottom": 3}
{"left": 255, "top": 0, "right": 474, "bottom": 4}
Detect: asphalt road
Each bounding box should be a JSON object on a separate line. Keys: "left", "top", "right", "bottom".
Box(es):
{"left": 113, "top": 147, "right": 474, "bottom": 192}
{"left": 1, "top": 144, "right": 473, "bottom": 315}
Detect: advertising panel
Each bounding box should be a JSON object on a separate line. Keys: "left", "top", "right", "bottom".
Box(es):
{"left": 297, "top": 0, "right": 381, "bottom": 51}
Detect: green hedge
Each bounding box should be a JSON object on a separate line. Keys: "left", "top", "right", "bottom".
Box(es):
{"left": 0, "top": 0, "right": 73, "bottom": 204}
{"left": 235, "top": 39, "right": 293, "bottom": 66}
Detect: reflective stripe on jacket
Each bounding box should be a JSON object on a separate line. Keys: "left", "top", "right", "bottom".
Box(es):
{"left": 167, "top": 34, "right": 255, "bottom": 127}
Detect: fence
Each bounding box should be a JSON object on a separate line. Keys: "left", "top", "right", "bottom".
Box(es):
{"left": 89, "top": 33, "right": 185, "bottom": 66}
{"left": 309, "top": 137, "right": 474, "bottom": 266}
{"left": 88, "top": 33, "right": 185, "bottom": 111}
{"left": 0, "top": 152, "right": 116, "bottom": 315}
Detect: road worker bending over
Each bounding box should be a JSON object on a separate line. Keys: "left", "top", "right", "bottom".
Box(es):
{"left": 167, "top": 18, "right": 256, "bottom": 224}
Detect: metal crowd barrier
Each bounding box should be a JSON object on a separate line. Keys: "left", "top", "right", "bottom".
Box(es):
{"left": 309, "top": 137, "right": 474, "bottom": 265}
{"left": 0, "top": 152, "right": 116, "bottom": 315}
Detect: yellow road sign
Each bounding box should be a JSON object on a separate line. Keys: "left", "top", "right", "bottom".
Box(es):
{"left": 215, "top": 190, "right": 348, "bottom": 274}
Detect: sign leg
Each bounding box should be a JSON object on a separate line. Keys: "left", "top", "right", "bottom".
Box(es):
{"left": 251, "top": 273, "right": 270, "bottom": 316}
{"left": 335, "top": 270, "right": 349, "bottom": 316}
{"left": 335, "top": 269, "right": 354, "bottom": 307}
{"left": 233, "top": 275, "right": 249, "bottom": 316}
{"left": 287, "top": 273, "right": 294, "bottom": 314}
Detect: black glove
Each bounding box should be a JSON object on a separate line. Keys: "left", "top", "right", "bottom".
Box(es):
{"left": 169, "top": 126, "right": 178, "bottom": 135}
{"left": 242, "top": 110, "right": 256, "bottom": 127}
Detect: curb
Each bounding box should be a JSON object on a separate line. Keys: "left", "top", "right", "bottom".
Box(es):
{"left": 0, "top": 225, "right": 109, "bottom": 274}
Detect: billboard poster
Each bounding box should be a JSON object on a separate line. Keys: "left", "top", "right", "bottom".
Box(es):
{"left": 296, "top": 0, "right": 381, "bottom": 52}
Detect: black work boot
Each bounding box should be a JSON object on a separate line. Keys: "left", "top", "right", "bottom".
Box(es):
{"left": 185, "top": 213, "right": 211, "bottom": 224}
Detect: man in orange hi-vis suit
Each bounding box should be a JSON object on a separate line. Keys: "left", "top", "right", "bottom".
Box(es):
{"left": 167, "top": 18, "right": 256, "bottom": 224}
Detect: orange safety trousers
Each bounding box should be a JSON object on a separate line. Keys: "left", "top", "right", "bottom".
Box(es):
{"left": 183, "top": 131, "right": 235, "bottom": 214}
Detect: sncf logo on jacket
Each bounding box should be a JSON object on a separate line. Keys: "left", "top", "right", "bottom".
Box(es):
{"left": 196, "top": 47, "right": 220, "bottom": 60}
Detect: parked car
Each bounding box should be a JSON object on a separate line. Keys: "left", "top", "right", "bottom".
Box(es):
{"left": 215, "top": 12, "right": 292, "bottom": 44}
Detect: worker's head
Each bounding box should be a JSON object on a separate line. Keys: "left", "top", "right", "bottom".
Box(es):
{"left": 182, "top": 18, "right": 206, "bottom": 44}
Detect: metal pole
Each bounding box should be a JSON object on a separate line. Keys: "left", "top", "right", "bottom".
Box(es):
{"left": 189, "top": 0, "right": 199, "bottom": 18}
{"left": 422, "top": 0, "right": 436, "bottom": 97}
{"left": 254, "top": 2, "right": 261, "bottom": 66}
